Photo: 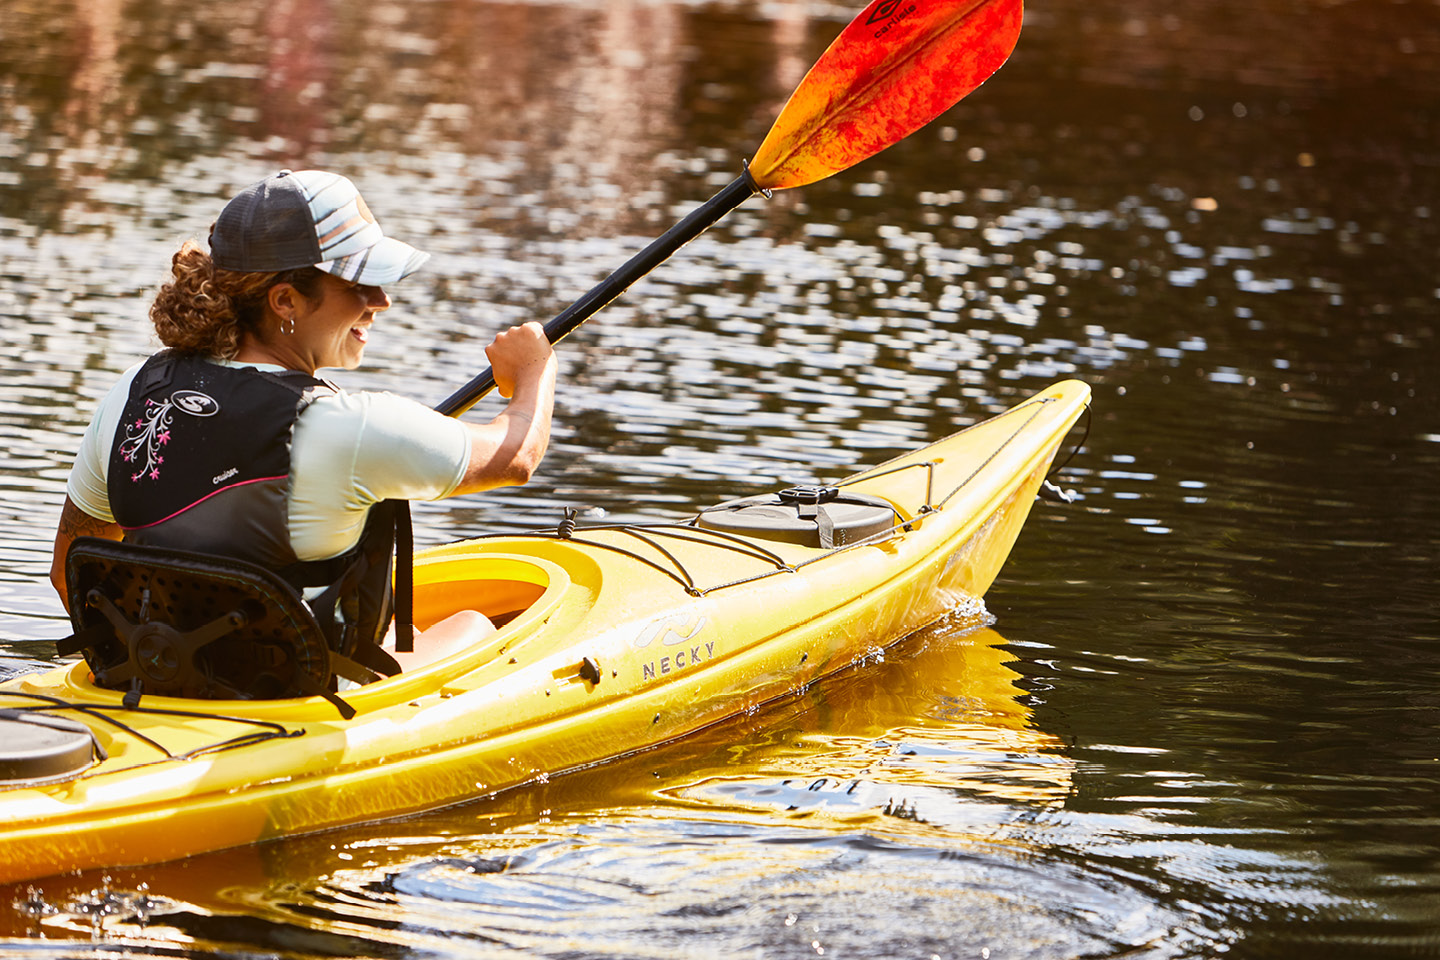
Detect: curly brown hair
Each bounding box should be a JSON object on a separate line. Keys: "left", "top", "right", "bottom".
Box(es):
{"left": 149, "top": 239, "right": 325, "bottom": 358}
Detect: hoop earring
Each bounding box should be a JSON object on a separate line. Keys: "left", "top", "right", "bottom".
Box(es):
{"left": 281, "top": 316, "right": 294, "bottom": 336}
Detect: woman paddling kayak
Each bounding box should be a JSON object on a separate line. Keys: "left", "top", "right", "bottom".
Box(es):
{"left": 49, "top": 169, "right": 557, "bottom": 685}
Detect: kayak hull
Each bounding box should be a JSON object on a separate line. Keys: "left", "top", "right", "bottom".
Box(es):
{"left": 0, "top": 380, "right": 1089, "bottom": 883}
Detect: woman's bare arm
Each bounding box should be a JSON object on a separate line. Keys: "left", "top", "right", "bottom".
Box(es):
{"left": 51, "top": 496, "right": 123, "bottom": 612}
{"left": 450, "top": 322, "right": 558, "bottom": 496}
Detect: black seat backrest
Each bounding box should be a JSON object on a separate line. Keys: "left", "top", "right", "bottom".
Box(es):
{"left": 61, "top": 537, "right": 347, "bottom": 712}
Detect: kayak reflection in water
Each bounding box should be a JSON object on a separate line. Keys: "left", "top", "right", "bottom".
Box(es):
{"left": 48, "top": 170, "right": 557, "bottom": 681}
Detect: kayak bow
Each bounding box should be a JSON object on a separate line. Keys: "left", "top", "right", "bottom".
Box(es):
{"left": 0, "top": 380, "right": 1087, "bottom": 883}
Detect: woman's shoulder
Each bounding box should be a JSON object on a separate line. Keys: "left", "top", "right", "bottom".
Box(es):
{"left": 90, "top": 357, "right": 155, "bottom": 413}
{"left": 300, "top": 389, "right": 466, "bottom": 445}
{"left": 304, "top": 387, "right": 437, "bottom": 420}
{"left": 292, "top": 389, "right": 469, "bottom": 498}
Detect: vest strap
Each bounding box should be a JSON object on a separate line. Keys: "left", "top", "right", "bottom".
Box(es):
{"left": 393, "top": 501, "right": 414, "bottom": 654}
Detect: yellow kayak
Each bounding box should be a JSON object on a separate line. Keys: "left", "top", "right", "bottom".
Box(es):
{"left": 0, "top": 380, "right": 1088, "bottom": 883}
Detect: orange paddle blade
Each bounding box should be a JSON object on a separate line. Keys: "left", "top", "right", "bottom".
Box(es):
{"left": 749, "top": 0, "right": 1023, "bottom": 191}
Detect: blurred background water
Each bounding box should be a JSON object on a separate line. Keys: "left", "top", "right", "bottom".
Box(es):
{"left": 1, "top": 0, "right": 1438, "bottom": 955}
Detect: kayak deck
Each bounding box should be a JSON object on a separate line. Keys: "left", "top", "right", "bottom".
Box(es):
{"left": 0, "top": 380, "right": 1089, "bottom": 883}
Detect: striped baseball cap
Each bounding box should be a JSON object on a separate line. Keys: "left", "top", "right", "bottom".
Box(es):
{"left": 210, "top": 170, "right": 429, "bottom": 285}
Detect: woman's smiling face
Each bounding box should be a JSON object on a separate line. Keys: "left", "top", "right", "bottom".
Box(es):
{"left": 294, "top": 272, "right": 391, "bottom": 371}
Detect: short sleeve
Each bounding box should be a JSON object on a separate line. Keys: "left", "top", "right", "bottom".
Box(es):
{"left": 65, "top": 362, "right": 146, "bottom": 524}
{"left": 287, "top": 390, "right": 471, "bottom": 560}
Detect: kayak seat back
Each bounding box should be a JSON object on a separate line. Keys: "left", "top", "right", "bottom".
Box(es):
{"left": 57, "top": 537, "right": 371, "bottom": 717}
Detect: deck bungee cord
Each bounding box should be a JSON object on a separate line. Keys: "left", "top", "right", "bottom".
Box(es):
{"left": 469, "top": 394, "right": 1078, "bottom": 598}
{"left": 2, "top": 691, "right": 302, "bottom": 764}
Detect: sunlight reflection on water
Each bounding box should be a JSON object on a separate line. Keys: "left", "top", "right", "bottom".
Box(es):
{"left": 3, "top": 0, "right": 1440, "bottom": 954}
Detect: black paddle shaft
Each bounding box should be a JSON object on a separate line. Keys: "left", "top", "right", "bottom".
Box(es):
{"left": 434, "top": 170, "right": 763, "bottom": 418}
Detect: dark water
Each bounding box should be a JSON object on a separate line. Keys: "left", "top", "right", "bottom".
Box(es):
{"left": 2, "top": 0, "right": 1439, "bottom": 955}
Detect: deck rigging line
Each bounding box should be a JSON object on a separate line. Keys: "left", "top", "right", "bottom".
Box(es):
{"left": 475, "top": 395, "right": 1061, "bottom": 596}
{"left": 0, "top": 690, "right": 303, "bottom": 761}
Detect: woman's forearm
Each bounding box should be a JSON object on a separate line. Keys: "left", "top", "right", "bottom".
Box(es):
{"left": 51, "top": 496, "right": 123, "bottom": 613}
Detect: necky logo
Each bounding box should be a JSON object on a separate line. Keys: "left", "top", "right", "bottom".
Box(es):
{"left": 634, "top": 615, "right": 708, "bottom": 649}
{"left": 171, "top": 390, "right": 219, "bottom": 416}
{"left": 866, "top": 0, "right": 907, "bottom": 25}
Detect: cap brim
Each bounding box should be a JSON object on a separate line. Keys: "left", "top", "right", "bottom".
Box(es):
{"left": 316, "top": 236, "right": 430, "bottom": 286}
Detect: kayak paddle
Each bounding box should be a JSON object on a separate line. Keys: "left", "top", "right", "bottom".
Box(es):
{"left": 436, "top": 0, "right": 1023, "bottom": 417}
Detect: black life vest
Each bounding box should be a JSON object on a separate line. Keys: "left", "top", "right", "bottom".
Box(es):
{"left": 104, "top": 351, "right": 407, "bottom": 678}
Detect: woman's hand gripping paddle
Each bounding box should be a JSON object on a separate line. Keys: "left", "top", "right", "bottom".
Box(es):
{"left": 437, "top": 0, "right": 1023, "bottom": 417}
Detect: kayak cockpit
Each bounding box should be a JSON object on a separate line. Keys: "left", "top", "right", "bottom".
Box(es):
{"left": 411, "top": 554, "right": 550, "bottom": 632}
